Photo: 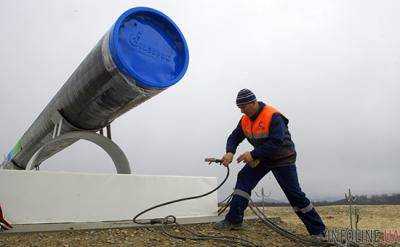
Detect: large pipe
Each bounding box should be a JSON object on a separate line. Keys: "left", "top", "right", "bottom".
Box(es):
{"left": 2, "top": 7, "right": 189, "bottom": 170}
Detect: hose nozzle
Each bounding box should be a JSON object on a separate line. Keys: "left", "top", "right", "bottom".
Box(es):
{"left": 205, "top": 157, "right": 222, "bottom": 165}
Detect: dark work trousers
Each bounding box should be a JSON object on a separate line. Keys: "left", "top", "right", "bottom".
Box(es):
{"left": 225, "top": 163, "right": 326, "bottom": 235}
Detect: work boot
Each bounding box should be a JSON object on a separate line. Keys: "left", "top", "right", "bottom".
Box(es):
{"left": 310, "top": 233, "right": 328, "bottom": 243}
{"left": 214, "top": 219, "right": 243, "bottom": 230}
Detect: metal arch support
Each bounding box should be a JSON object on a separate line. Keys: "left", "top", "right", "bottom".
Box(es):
{"left": 25, "top": 131, "right": 131, "bottom": 174}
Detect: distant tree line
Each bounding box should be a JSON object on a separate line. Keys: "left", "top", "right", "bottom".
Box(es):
{"left": 218, "top": 193, "right": 400, "bottom": 207}
{"left": 322, "top": 193, "right": 400, "bottom": 206}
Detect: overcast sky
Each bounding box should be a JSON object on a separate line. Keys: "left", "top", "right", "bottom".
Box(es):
{"left": 0, "top": 1, "right": 399, "bottom": 202}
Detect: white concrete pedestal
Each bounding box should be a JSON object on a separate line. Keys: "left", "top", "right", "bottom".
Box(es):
{"left": 0, "top": 170, "right": 218, "bottom": 226}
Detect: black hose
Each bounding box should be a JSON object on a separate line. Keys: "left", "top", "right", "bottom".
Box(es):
{"left": 132, "top": 165, "right": 354, "bottom": 247}
{"left": 133, "top": 164, "right": 230, "bottom": 225}
{"left": 132, "top": 165, "right": 261, "bottom": 246}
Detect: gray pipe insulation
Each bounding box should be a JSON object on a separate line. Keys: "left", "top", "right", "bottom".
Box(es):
{"left": 2, "top": 7, "right": 189, "bottom": 170}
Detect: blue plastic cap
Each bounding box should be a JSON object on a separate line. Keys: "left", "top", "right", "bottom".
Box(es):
{"left": 109, "top": 7, "right": 189, "bottom": 90}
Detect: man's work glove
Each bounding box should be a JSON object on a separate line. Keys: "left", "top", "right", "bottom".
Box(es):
{"left": 237, "top": 151, "right": 260, "bottom": 168}
{"left": 221, "top": 152, "right": 234, "bottom": 167}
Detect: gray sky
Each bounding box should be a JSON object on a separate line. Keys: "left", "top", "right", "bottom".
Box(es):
{"left": 0, "top": 0, "right": 399, "bottom": 202}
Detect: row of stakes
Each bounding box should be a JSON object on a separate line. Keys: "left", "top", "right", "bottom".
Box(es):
{"left": 345, "top": 188, "right": 361, "bottom": 230}
{"left": 254, "top": 187, "right": 272, "bottom": 212}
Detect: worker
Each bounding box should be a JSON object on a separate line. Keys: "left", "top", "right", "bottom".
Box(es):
{"left": 214, "top": 88, "right": 326, "bottom": 237}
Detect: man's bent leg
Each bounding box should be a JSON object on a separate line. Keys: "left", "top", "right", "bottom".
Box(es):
{"left": 272, "top": 165, "right": 325, "bottom": 235}
{"left": 225, "top": 164, "right": 270, "bottom": 224}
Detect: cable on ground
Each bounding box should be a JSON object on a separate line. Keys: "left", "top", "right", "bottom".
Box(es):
{"left": 132, "top": 159, "right": 357, "bottom": 247}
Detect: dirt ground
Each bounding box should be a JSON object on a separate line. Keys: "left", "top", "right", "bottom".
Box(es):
{"left": 261, "top": 205, "right": 400, "bottom": 231}
{"left": 1, "top": 205, "right": 399, "bottom": 247}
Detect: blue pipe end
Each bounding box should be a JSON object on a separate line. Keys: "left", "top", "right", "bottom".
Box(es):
{"left": 109, "top": 7, "right": 189, "bottom": 90}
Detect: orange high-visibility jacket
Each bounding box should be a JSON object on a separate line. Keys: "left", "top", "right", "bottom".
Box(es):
{"left": 226, "top": 102, "right": 296, "bottom": 166}
{"left": 241, "top": 105, "right": 279, "bottom": 140}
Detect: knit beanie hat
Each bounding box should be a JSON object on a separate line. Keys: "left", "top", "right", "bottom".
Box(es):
{"left": 236, "top": 89, "right": 256, "bottom": 107}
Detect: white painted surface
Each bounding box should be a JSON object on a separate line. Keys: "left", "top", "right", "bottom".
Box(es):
{"left": 0, "top": 170, "right": 217, "bottom": 224}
